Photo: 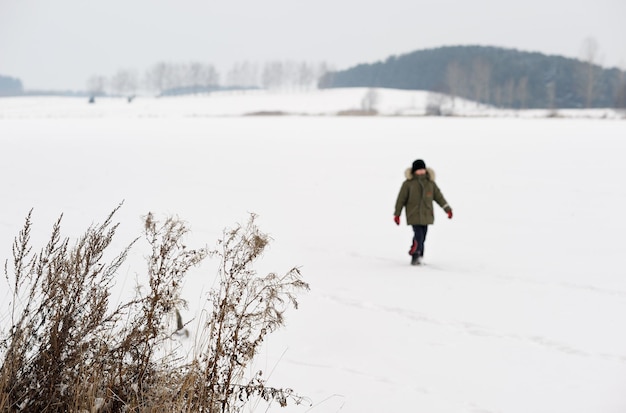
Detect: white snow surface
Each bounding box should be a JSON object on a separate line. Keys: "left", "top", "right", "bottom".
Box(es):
{"left": 1, "top": 92, "right": 626, "bottom": 412}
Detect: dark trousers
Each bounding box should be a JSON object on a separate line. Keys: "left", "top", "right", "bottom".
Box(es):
{"left": 411, "top": 225, "right": 428, "bottom": 257}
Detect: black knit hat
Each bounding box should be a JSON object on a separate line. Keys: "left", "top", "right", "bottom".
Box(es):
{"left": 411, "top": 159, "right": 426, "bottom": 173}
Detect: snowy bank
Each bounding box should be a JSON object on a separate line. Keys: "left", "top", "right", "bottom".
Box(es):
{"left": 0, "top": 88, "right": 624, "bottom": 119}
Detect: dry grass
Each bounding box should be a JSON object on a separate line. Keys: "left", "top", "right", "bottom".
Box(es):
{"left": 0, "top": 207, "right": 309, "bottom": 412}
{"left": 336, "top": 109, "right": 378, "bottom": 116}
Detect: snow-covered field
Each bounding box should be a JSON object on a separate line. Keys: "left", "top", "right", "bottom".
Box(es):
{"left": 1, "top": 93, "right": 626, "bottom": 412}
{"left": 1, "top": 88, "right": 624, "bottom": 118}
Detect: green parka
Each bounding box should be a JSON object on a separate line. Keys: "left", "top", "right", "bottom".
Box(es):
{"left": 394, "top": 167, "right": 451, "bottom": 225}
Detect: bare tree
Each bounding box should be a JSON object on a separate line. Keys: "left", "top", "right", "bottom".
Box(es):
{"left": 470, "top": 58, "right": 491, "bottom": 106}
{"left": 545, "top": 81, "right": 559, "bottom": 117}
{"left": 361, "top": 88, "right": 379, "bottom": 113}
{"left": 426, "top": 92, "right": 449, "bottom": 116}
{"left": 614, "top": 65, "right": 626, "bottom": 109}
{"left": 261, "top": 61, "right": 285, "bottom": 90}
{"left": 164, "top": 62, "right": 184, "bottom": 91}
{"left": 579, "top": 37, "right": 600, "bottom": 108}
{"left": 185, "top": 62, "right": 220, "bottom": 93}
{"left": 144, "top": 61, "right": 199, "bottom": 95}
{"left": 187, "top": 61, "right": 205, "bottom": 93}
{"left": 503, "top": 78, "right": 515, "bottom": 109}
{"left": 199, "top": 63, "right": 220, "bottom": 89}
{"left": 297, "top": 62, "right": 316, "bottom": 90}
{"left": 226, "top": 61, "right": 260, "bottom": 88}
{"left": 86, "top": 75, "right": 107, "bottom": 99}
{"left": 284, "top": 61, "right": 300, "bottom": 89}
{"left": 144, "top": 62, "right": 169, "bottom": 94}
{"left": 493, "top": 85, "right": 503, "bottom": 108}
{"left": 444, "top": 61, "right": 464, "bottom": 110}
{"left": 110, "top": 69, "right": 139, "bottom": 98}
{"left": 516, "top": 76, "right": 529, "bottom": 109}
{"left": 314, "top": 62, "right": 332, "bottom": 88}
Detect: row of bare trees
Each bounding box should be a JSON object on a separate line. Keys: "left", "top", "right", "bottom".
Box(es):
{"left": 87, "top": 60, "right": 330, "bottom": 97}
{"left": 443, "top": 60, "right": 530, "bottom": 109}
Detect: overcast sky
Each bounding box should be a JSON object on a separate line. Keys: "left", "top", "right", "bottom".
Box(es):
{"left": 1, "top": 0, "right": 624, "bottom": 90}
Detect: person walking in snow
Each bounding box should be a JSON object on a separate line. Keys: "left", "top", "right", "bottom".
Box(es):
{"left": 394, "top": 159, "right": 453, "bottom": 265}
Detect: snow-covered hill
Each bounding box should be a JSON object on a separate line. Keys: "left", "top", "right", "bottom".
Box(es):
{"left": 1, "top": 113, "right": 626, "bottom": 412}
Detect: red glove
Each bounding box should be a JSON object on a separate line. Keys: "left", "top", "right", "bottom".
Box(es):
{"left": 393, "top": 216, "right": 400, "bottom": 225}
{"left": 447, "top": 209, "right": 453, "bottom": 219}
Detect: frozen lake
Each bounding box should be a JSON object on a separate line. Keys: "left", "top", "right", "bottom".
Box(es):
{"left": 1, "top": 109, "right": 626, "bottom": 412}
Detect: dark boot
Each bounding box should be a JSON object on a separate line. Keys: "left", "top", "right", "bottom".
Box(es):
{"left": 411, "top": 253, "right": 421, "bottom": 266}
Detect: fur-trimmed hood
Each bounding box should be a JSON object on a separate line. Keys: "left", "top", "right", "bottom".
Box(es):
{"left": 404, "top": 167, "right": 436, "bottom": 181}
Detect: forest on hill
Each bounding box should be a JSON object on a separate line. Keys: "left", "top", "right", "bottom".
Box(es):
{"left": 319, "top": 45, "right": 626, "bottom": 109}
{"left": 0, "top": 75, "right": 23, "bottom": 96}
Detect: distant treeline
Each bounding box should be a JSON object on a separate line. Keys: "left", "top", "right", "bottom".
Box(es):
{"left": 319, "top": 45, "right": 626, "bottom": 109}
{"left": 4, "top": 45, "right": 626, "bottom": 109}
{"left": 0, "top": 61, "right": 331, "bottom": 98}
{"left": 0, "top": 75, "right": 23, "bottom": 96}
